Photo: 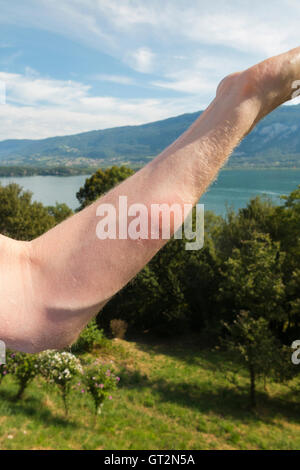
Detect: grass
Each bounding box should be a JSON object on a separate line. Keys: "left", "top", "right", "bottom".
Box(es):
{"left": 0, "top": 336, "right": 299, "bottom": 450}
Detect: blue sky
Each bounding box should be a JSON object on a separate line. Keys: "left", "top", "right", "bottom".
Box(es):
{"left": 0, "top": 0, "right": 299, "bottom": 140}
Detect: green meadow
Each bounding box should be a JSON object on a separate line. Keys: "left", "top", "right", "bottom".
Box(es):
{"left": 0, "top": 337, "right": 299, "bottom": 450}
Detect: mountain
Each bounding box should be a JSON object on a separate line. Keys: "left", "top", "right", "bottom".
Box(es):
{"left": 0, "top": 104, "right": 300, "bottom": 168}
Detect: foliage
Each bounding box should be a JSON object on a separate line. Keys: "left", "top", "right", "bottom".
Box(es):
{"left": 218, "top": 232, "right": 285, "bottom": 322}
{"left": 76, "top": 165, "right": 135, "bottom": 210}
{"left": 71, "top": 320, "right": 106, "bottom": 353}
{"left": 0, "top": 183, "right": 72, "bottom": 240}
{"left": 0, "top": 183, "right": 56, "bottom": 240}
{"left": 38, "top": 350, "right": 83, "bottom": 415}
{"left": 223, "top": 311, "right": 284, "bottom": 408}
{"left": 81, "top": 361, "right": 119, "bottom": 416}
{"left": 47, "top": 202, "right": 73, "bottom": 224}
{"left": 6, "top": 351, "right": 39, "bottom": 400}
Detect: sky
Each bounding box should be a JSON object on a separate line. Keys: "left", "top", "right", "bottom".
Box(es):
{"left": 0, "top": 0, "right": 300, "bottom": 141}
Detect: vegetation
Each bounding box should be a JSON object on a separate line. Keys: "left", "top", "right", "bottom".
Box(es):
{"left": 75, "top": 167, "right": 300, "bottom": 406}
{"left": 0, "top": 338, "right": 299, "bottom": 450}
{"left": 71, "top": 320, "right": 106, "bottom": 354}
{"left": 222, "top": 312, "right": 283, "bottom": 408}
{"left": 110, "top": 319, "right": 128, "bottom": 340}
{"left": 0, "top": 165, "right": 299, "bottom": 449}
{"left": 5, "top": 352, "right": 39, "bottom": 401}
{"left": 76, "top": 165, "right": 134, "bottom": 210}
{"left": 38, "top": 351, "right": 83, "bottom": 416}
{"left": 0, "top": 182, "right": 73, "bottom": 240}
{"left": 82, "top": 361, "right": 119, "bottom": 417}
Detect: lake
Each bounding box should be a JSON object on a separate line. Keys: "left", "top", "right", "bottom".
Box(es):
{"left": 0, "top": 169, "right": 299, "bottom": 216}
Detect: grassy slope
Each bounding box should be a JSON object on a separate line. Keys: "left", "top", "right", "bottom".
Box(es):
{"left": 0, "top": 338, "right": 299, "bottom": 450}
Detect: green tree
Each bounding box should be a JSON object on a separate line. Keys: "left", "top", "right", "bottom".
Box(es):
{"left": 76, "top": 166, "right": 135, "bottom": 210}
{"left": 0, "top": 183, "right": 55, "bottom": 240}
{"left": 215, "top": 196, "right": 276, "bottom": 262}
{"left": 47, "top": 202, "right": 73, "bottom": 224}
{"left": 0, "top": 183, "right": 73, "bottom": 240}
{"left": 223, "top": 311, "right": 281, "bottom": 408}
{"left": 219, "top": 232, "right": 285, "bottom": 325}
{"left": 7, "top": 352, "right": 39, "bottom": 400}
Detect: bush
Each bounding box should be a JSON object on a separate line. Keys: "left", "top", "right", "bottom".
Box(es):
{"left": 7, "top": 352, "right": 39, "bottom": 400}
{"left": 39, "top": 350, "right": 83, "bottom": 415}
{"left": 110, "top": 319, "right": 128, "bottom": 339}
{"left": 0, "top": 363, "right": 8, "bottom": 385}
{"left": 81, "top": 361, "right": 119, "bottom": 416}
{"left": 71, "top": 320, "right": 105, "bottom": 353}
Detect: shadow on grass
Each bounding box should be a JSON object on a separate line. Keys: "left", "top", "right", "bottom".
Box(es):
{"left": 0, "top": 387, "right": 79, "bottom": 428}
{"left": 154, "top": 378, "right": 300, "bottom": 424}
{"left": 119, "top": 366, "right": 300, "bottom": 425}
{"left": 130, "top": 335, "right": 233, "bottom": 369}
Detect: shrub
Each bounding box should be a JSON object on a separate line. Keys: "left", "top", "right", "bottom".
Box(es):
{"left": 0, "top": 363, "right": 8, "bottom": 385}
{"left": 81, "top": 361, "right": 119, "bottom": 416}
{"left": 39, "top": 350, "right": 83, "bottom": 415}
{"left": 7, "top": 352, "right": 39, "bottom": 400}
{"left": 71, "top": 320, "right": 105, "bottom": 353}
{"left": 110, "top": 319, "right": 128, "bottom": 339}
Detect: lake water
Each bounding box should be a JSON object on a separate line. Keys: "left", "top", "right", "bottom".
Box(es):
{"left": 0, "top": 169, "right": 299, "bottom": 216}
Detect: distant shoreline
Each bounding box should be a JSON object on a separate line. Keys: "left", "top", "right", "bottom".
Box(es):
{"left": 0, "top": 165, "right": 299, "bottom": 177}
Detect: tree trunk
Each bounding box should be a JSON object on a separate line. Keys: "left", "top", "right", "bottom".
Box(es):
{"left": 16, "top": 381, "right": 26, "bottom": 401}
{"left": 249, "top": 364, "right": 256, "bottom": 408}
{"left": 62, "top": 386, "right": 68, "bottom": 416}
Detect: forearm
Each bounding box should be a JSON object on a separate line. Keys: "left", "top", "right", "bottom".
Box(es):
{"left": 29, "top": 80, "right": 260, "bottom": 317}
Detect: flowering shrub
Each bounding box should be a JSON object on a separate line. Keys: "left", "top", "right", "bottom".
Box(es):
{"left": 38, "top": 350, "right": 83, "bottom": 415}
{"left": 0, "top": 363, "right": 8, "bottom": 384}
{"left": 0, "top": 351, "right": 13, "bottom": 385}
{"left": 7, "top": 352, "right": 39, "bottom": 400}
{"left": 81, "top": 361, "right": 120, "bottom": 415}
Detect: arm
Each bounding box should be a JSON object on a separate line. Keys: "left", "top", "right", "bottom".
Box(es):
{"left": 2, "top": 46, "right": 300, "bottom": 352}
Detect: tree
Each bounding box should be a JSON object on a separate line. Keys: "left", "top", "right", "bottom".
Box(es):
{"left": 0, "top": 183, "right": 56, "bottom": 240}
{"left": 76, "top": 166, "right": 135, "bottom": 210}
{"left": 7, "top": 352, "right": 39, "bottom": 400}
{"left": 223, "top": 311, "right": 281, "bottom": 408}
{"left": 47, "top": 202, "right": 73, "bottom": 224}
{"left": 215, "top": 196, "right": 276, "bottom": 262}
{"left": 218, "top": 232, "right": 285, "bottom": 325}
{"left": 0, "top": 183, "right": 73, "bottom": 241}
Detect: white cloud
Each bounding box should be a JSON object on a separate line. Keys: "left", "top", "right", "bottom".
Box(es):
{"left": 0, "top": 71, "right": 203, "bottom": 140}
{"left": 1, "top": 0, "right": 300, "bottom": 141}
{"left": 2, "top": 0, "right": 298, "bottom": 104}
{"left": 3, "top": 1, "right": 297, "bottom": 71}
{"left": 32, "top": 0, "right": 296, "bottom": 57}
{"left": 91, "top": 74, "right": 136, "bottom": 86}
{"left": 126, "top": 47, "right": 156, "bottom": 74}
{"left": 0, "top": 72, "right": 90, "bottom": 106}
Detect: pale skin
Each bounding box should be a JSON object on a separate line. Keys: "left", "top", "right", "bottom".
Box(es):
{"left": 1, "top": 47, "right": 300, "bottom": 353}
